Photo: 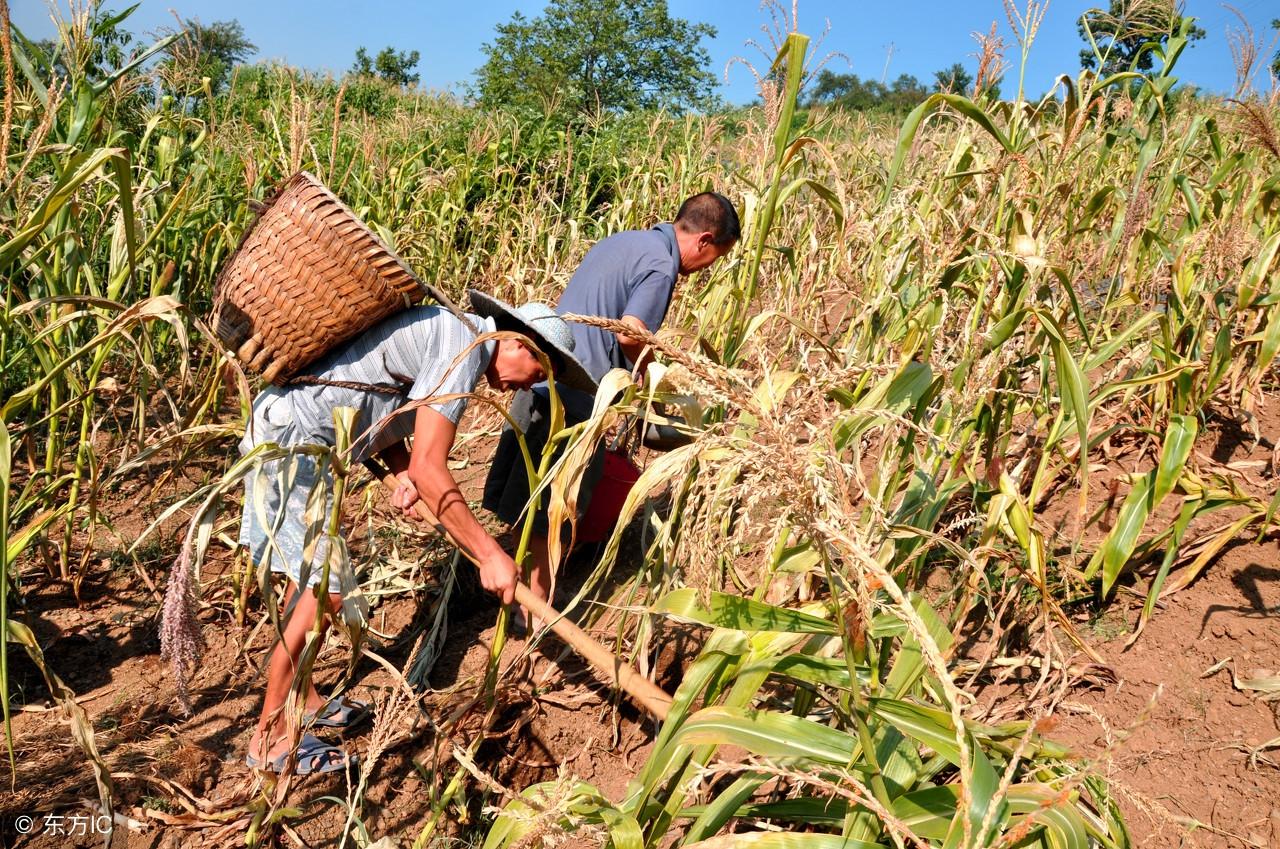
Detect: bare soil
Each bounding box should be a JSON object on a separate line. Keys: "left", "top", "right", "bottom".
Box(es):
{"left": 2, "top": 399, "right": 1278, "bottom": 848}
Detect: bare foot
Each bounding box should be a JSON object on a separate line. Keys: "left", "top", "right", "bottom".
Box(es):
{"left": 248, "top": 728, "right": 292, "bottom": 764}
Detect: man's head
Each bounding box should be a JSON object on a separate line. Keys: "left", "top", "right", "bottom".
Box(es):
{"left": 673, "top": 191, "right": 740, "bottom": 275}
{"left": 468, "top": 293, "right": 597, "bottom": 394}
{"left": 487, "top": 336, "right": 549, "bottom": 392}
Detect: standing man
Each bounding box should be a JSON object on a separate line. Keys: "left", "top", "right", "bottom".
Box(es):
{"left": 483, "top": 192, "right": 740, "bottom": 624}
{"left": 242, "top": 292, "right": 594, "bottom": 774}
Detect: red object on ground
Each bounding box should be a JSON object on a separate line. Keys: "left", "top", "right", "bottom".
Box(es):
{"left": 578, "top": 449, "right": 641, "bottom": 543}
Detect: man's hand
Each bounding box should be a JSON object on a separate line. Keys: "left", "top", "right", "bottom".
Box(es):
{"left": 391, "top": 471, "right": 420, "bottom": 516}
{"left": 477, "top": 551, "right": 519, "bottom": 605}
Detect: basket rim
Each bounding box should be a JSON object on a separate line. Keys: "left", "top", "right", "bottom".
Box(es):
{"left": 212, "top": 170, "right": 453, "bottom": 309}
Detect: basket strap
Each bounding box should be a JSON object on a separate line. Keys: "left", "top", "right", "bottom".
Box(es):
{"left": 284, "top": 375, "right": 409, "bottom": 395}
{"left": 420, "top": 282, "right": 479, "bottom": 335}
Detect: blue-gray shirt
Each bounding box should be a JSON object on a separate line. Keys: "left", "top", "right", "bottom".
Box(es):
{"left": 556, "top": 222, "right": 680, "bottom": 381}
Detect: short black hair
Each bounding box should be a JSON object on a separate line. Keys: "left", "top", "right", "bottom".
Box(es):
{"left": 674, "top": 192, "right": 741, "bottom": 246}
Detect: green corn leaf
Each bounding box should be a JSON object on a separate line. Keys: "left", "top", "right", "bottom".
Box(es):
{"left": 759, "top": 654, "right": 864, "bottom": 689}
{"left": 1007, "top": 785, "right": 1091, "bottom": 849}
{"left": 1238, "top": 230, "right": 1280, "bottom": 310}
{"left": 625, "top": 633, "right": 747, "bottom": 810}
{"left": 1084, "top": 311, "right": 1158, "bottom": 370}
{"left": 883, "top": 93, "right": 1013, "bottom": 203}
{"left": 1127, "top": 499, "right": 1198, "bottom": 648}
{"left": 599, "top": 807, "right": 644, "bottom": 849}
{"left": 951, "top": 743, "right": 1004, "bottom": 849}
{"left": 681, "top": 774, "right": 768, "bottom": 844}
{"left": 0, "top": 147, "right": 129, "bottom": 270}
{"left": 1087, "top": 471, "right": 1155, "bottom": 596}
{"left": 767, "top": 33, "right": 810, "bottom": 162}
{"left": 874, "top": 723, "right": 925, "bottom": 797}
{"left": 92, "top": 32, "right": 181, "bottom": 95}
{"left": 654, "top": 588, "right": 835, "bottom": 634}
{"left": 868, "top": 698, "right": 962, "bottom": 765}
{"left": 106, "top": 156, "right": 139, "bottom": 301}
{"left": 1153, "top": 414, "right": 1197, "bottom": 505}
{"left": 1174, "top": 175, "right": 1202, "bottom": 228}
{"left": 676, "top": 706, "right": 864, "bottom": 766}
{"left": 696, "top": 796, "right": 850, "bottom": 826}
{"left": 484, "top": 781, "right": 630, "bottom": 849}
{"left": 885, "top": 595, "right": 954, "bottom": 698}
{"left": 686, "top": 833, "right": 881, "bottom": 849}
{"left": 1161, "top": 511, "right": 1264, "bottom": 596}
{"left": 4, "top": 506, "right": 72, "bottom": 573}
{"left": 1034, "top": 309, "right": 1091, "bottom": 500}
{"left": 833, "top": 362, "right": 934, "bottom": 449}
{"left": 1202, "top": 322, "right": 1234, "bottom": 401}
{"left": 1253, "top": 296, "right": 1280, "bottom": 382}
{"left": 983, "top": 308, "right": 1028, "bottom": 354}
{"left": 775, "top": 177, "right": 844, "bottom": 232}
{"left": 1089, "top": 363, "right": 1202, "bottom": 411}
{"left": 893, "top": 785, "right": 959, "bottom": 840}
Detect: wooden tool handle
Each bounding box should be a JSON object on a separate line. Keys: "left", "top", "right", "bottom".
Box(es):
{"left": 365, "top": 460, "right": 673, "bottom": 720}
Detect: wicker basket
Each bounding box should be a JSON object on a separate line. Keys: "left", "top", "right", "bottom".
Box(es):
{"left": 211, "top": 171, "right": 445, "bottom": 384}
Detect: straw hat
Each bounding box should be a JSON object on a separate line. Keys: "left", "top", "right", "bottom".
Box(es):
{"left": 467, "top": 290, "right": 596, "bottom": 394}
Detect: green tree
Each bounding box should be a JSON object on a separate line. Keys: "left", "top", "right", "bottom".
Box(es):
{"left": 1077, "top": 2, "right": 1204, "bottom": 77}
{"left": 806, "top": 70, "right": 887, "bottom": 111}
{"left": 933, "top": 62, "right": 973, "bottom": 94}
{"left": 805, "top": 70, "right": 939, "bottom": 114}
{"left": 1272, "top": 18, "right": 1279, "bottom": 77}
{"left": 351, "top": 46, "right": 421, "bottom": 86}
{"left": 475, "top": 0, "right": 717, "bottom": 115}
{"left": 162, "top": 18, "right": 256, "bottom": 96}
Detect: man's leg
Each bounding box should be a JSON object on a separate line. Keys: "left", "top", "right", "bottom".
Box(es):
{"left": 249, "top": 581, "right": 343, "bottom": 761}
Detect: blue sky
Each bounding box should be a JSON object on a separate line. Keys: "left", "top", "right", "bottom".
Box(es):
{"left": 12, "top": 1, "right": 1273, "bottom": 102}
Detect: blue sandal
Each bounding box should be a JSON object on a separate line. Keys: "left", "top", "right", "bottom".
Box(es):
{"left": 247, "top": 733, "right": 356, "bottom": 775}
{"left": 305, "top": 695, "right": 372, "bottom": 729}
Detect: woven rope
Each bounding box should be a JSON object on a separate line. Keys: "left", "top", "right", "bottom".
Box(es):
{"left": 211, "top": 172, "right": 438, "bottom": 384}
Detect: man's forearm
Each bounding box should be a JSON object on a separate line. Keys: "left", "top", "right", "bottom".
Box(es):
{"left": 409, "top": 462, "right": 503, "bottom": 563}
{"left": 617, "top": 315, "right": 655, "bottom": 372}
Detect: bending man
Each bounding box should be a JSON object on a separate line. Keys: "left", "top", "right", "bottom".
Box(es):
{"left": 242, "top": 291, "right": 594, "bottom": 774}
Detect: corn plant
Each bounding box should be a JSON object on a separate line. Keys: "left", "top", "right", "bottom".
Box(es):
{"left": 486, "top": 588, "right": 1128, "bottom": 849}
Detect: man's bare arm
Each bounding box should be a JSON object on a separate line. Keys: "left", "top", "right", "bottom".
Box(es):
{"left": 403, "top": 405, "right": 518, "bottom": 603}
{"left": 617, "top": 314, "right": 654, "bottom": 372}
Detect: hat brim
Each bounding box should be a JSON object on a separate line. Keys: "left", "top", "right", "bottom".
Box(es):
{"left": 467, "top": 290, "right": 597, "bottom": 395}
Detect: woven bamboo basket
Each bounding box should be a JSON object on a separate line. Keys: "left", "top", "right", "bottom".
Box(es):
{"left": 211, "top": 171, "right": 446, "bottom": 384}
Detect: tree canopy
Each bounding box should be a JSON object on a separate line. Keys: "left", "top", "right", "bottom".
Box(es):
{"left": 806, "top": 71, "right": 926, "bottom": 113}
{"left": 933, "top": 63, "right": 973, "bottom": 94}
{"left": 1272, "top": 18, "right": 1279, "bottom": 77}
{"left": 474, "top": 0, "right": 718, "bottom": 115}
{"left": 162, "top": 18, "right": 256, "bottom": 96}
{"left": 805, "top": 62, "right": 995, "bottom": 114}
{"left": 352, "top": 46, "right": 421, "bottom": 87}
{"left": 1077, "top": 2, "right": 1204, "bottom": 77}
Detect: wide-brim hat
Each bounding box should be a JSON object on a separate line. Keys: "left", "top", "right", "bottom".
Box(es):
{"left": 467, "top": 290, "right": 597, "bottom": 394}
